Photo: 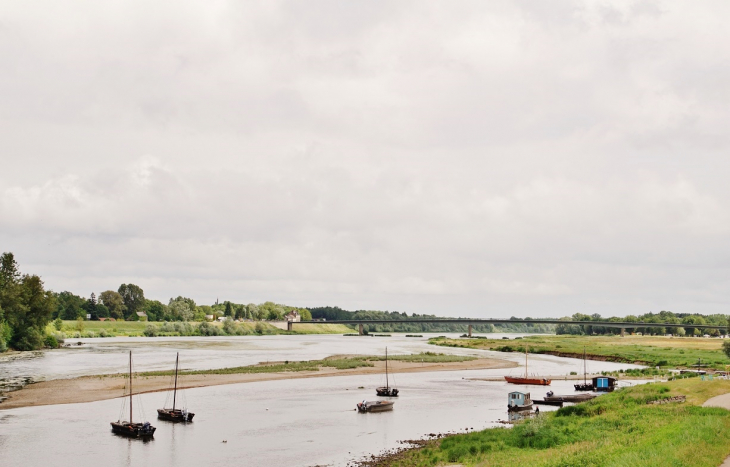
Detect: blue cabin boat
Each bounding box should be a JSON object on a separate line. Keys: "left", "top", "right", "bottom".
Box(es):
{"left": 507, "top": 391, "right": 533, "bottom": 412}
{"left": 592, "top": 376, "right": 617, "bottom": 392}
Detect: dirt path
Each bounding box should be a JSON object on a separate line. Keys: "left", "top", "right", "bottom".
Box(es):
{"left": 703, "top": 394, "right": 730, "bottom": 467}
{"left": 0, "top": 357, "right": 515, "bottom": 410}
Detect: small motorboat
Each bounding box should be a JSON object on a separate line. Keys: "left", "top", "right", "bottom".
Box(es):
{"left": 357, "top": 400, "right": 394, "bottom": 413}
{"left": 507, "top": 391, "right": 533, "bottom": 412}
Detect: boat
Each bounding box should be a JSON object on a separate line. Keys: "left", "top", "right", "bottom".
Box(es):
{"left": 507, "top": 391, "right": 533, "bottom": 412}
{"left": 110, "top": 351, "right": 156, "bottom": 439}
{"left": 375, "top": 347, "right": 399, "bottom": 397}
{"left": 157, "top": 352, "right": 195, "bottom": 422}
{"left": 504, "top": 345, "right": 551, "bottom": 386}
{"left": 357, "top": 400, "right": 394, "bottom": 413}
{"left": 574, "top": 347, "right": 592, "bottom": 391}
{"left": 544, "top": 391, "right": 596, "bottom": 403}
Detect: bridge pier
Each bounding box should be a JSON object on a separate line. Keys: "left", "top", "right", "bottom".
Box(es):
{"left": 359, "top": 323, "right": 364, "bottom": 335}
{"left": 287, "top": 321, "right": 293, "bottom": 332}
{"left": 468, "top": 324, "right": 472, "bottom": 337}
{"left": 620, "top": 328, "right": 625, "bottom": 337}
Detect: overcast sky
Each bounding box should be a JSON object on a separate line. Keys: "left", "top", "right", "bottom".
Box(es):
{"left": 1, "top": 1, "right": 729, "bottom": 318}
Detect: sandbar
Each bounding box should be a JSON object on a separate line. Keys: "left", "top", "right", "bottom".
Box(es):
{"left": 0, "top": 357, "right": 515, "bottom": 410}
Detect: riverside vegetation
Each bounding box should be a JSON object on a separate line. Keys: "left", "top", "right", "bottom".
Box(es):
{"left": 370, "top": 378, "right": 730, "bottom": 467}
{"left": 430, "top": 335, "right": 730, "bottom": 369}
{"left": 99, "top": 353, "right": 477, "bottom": 378}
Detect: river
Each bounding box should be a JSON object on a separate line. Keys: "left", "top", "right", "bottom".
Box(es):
{"left": 0, "top": 334, "right": 642, "bottom": 466}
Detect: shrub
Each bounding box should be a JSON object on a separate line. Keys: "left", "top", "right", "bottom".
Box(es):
{"left": 143, "top": 324, "right": 158, "bottom": 337}
{"left": 44, "top": 334, "right": 60, "bottom": 348}
{"left": 198, "top": 321, "right": 222, "bottom": 336}
{"left": 53, "top": 318, "right": 63, "bottom": 331}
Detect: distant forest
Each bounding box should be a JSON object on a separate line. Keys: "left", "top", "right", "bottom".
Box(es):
{"left": 555, "top": 312, "right": 729, "bottom": 337}
{"left": 309, "top": 306, "right": 557, "bottom": 334}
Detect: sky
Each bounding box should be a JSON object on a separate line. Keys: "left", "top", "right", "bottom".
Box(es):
{"left": 1, "top": 1, "right": 729, "bottom": 318}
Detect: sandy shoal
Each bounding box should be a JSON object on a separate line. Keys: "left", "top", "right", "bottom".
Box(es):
{"left": 0, "top": 358, "right": 515, "bottom": 410}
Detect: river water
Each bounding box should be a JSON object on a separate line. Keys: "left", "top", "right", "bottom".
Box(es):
{"left": 0, "top": 334, "right": 642, "bottom": 466}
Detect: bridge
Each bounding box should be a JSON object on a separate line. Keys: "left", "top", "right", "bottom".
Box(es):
{"left": 288, "top": 318, "right": 727, "bottom": 336}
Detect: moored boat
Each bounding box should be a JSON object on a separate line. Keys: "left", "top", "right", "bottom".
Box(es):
{"left": 504, "top": 345, "right": 552, "bottom": 386}
{"left": 574, "top": 347, "right": 592, "bottom": 391}
{"left": 507, "top": 391, "right": 533, "bottom": 412}
{"left": 375, "top": 347, "right": 399, "bottom": 397}
{"left": 157, "top": 352, "right": 195, "bottom": 423}
{"left": 357, "top": 400, "right": 394, "bottom": 413}
{"left": 544, "top": 391, "right": 596, "bottom": 403}
{"left": 111, "top": 351, "right": 156, "bottom": 439}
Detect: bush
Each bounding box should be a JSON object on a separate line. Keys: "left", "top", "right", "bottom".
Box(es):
{"left": 44, "top": 334, "right": 60, "bottom": 348}
{"left": 198, "top": 321, "right": 222, "bottom": 336}
{"left": 53, "top": 318, "right": 63, "bottom": 331}
{"left": 143, "top": 324, "right": 158, "bottom": 337}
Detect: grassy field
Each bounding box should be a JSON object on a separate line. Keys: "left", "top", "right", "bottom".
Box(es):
{"left": 49, "top": 320, "right": 353, "bottom": 337}
{"left": 375, "top": 378, "right": 730, "bottom": 466}
{"left": 429, "top": 335, "right": 730, "bottom": 369}
{"left": 133, "top": 352, "right": 474, "bottom": 377}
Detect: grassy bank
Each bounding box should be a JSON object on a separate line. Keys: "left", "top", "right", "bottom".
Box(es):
{"left": 47, "top": 320, "right": 353, "bottom": 338}
{"left": 429, "top": 335, "right": 730, "bottom": 369}
{"left": 373, "top": 378, "right": 730, "bottom": 466}
{"left": 134, "top": 353, "right": 476, "bottom": 377}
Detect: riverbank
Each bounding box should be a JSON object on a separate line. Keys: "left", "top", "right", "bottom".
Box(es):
{"left": 44, "top": 320, "right": 353, "bottom": 338}
{"left": 361, "top": 378, "right": 730, "bottom": 466}
{"left": 0, "top": 356, "right": 515, "bottom": 410}
{"left": 431, "top": 334, "right": 730, "bottom": 369}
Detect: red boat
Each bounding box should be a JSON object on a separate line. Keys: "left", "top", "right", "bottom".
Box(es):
{"left": 504, "top": 376, "right": 551, "bottom": 385}
{"left": 504, "top": 344, "right": 551, "bottom": 386}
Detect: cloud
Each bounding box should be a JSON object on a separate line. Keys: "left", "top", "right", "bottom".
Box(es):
{"left": 1, "top": 1, "right": 730, "bottom": 316}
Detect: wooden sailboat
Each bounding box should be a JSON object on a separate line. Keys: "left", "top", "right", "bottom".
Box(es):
{"left": 375, "top": 347, "right": 399, "bottom": 397}
{"left": 574, "top": 347, "right": 592, "bottom": 391}
{"left": 157, "top": 352, "right": 195, "bottom": 422}
{"left": 110, "top": 351, "right": 156, "bottom": 438}
{"left": 504, "top": 344, "right": 551, "bottom": 386}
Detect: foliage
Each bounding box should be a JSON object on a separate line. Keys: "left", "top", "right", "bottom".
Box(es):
{"left": 168, "top": 297, "right": 195, "bottom": 321}
{"left": 99, "top": 290, "right": 126, "bottom": 320}
{"left": 0, "top": 253, "right": 56, "bottom": 351}
{"left": 44, "top": 334, "right": 60, "bottom": 348}
{"left": 117, "top": 283, "right": 145, "bottom": 320}
{"left": 722, "top": 340, "right": 730, "bottom": 360}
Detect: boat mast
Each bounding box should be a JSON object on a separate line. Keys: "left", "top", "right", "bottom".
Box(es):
{"left": 525, "top": 345, "right": 528, "bottom": 378}
{"left": 583, "top": 346, "right": 587, "bottom": 385}
{"left": 129, "top": 350, "right": 133, "bottom": 424}
{"left": 385, "top": 347, "right": 389, "bottom": 390}
{"left": 173, "top": 352, "right": 179, "bottom": 411}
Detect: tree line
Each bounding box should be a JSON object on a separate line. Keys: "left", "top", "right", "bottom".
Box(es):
{"left": 554, "top": 311, "right": 729, "bottom": 336}
{"left": 309, "top": 307, "right": 556, "bottom": 334}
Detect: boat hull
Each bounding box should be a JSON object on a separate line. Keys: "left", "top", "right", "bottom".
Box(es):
{"left": 357, "top": 401, "right": 394, "bottom": 413}
{"left": 507, "top": 403, "right": 533, "bottom": 412}
{"left": 544, "top": 394, "right": 596, "bottom": 403}
{"left": 110, "top": 421, "right": 156, "bottom": 438}
{"left": 504, "top": 376, "right": 551, "bottom": 386}
{"left": 157, "top": 408, "right": 195, "bottom": 422}
{"left": 375, "top": 387, "right": 399, "bottom": 397}
{"left": 574, "top": 383, "right": 593, "bottom": 391}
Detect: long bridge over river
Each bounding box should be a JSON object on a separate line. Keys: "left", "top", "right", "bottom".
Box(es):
{"left": 287, "top": 318, "right": 727, "bottom": 336}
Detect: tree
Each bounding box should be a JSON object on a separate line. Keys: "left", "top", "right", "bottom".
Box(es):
{"left": 8, "top": 275, "right": 55, "bottom": 350}
{"left": 118, "top": 284, "right": 145, "bottom": 320}
{"left": 55, "top": 291, "right": 85, "bottom": 320}
{"left": 224, "top": 301, "right": 233, "bottom": 317}
{"left": 144, "top": 300, "right": 166, "bottom": 321}
{"left": 99, "top": 290, "right": 126, "bottom": 320}
{"left": 168, "top": 297, "right": 194, "bottom": 321}
{"left": 723, "top": 340, "right": 730, "bottom": 360}
{"left": 299, "top": 308, "right": 312, "bottom": 321}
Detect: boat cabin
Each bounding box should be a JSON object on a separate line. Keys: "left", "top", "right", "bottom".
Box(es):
{"left": 508, "top": 391, "right": 531, "bottom": 408}
{"left": 592, "top": 376, "right": 617, "bottom": 392}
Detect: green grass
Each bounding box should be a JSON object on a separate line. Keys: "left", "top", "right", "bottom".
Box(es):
{"left": 379, "top": 378, "right": 730, "bottom": 466}
{"left": 429, "top": 335, "right": 730, "bottom": 369}
{"left": 134, "top": 352, "right": 472, "bottom": 377}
